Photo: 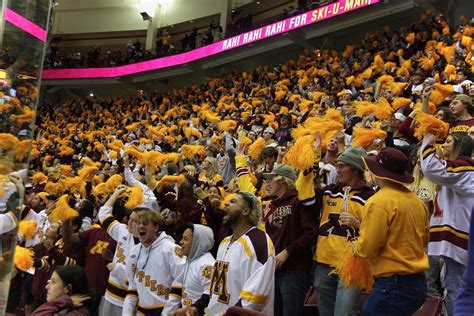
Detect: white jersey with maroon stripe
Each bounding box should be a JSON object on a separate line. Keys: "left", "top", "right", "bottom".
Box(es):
{"left": 207, "top": 226, "right": 275, "bottom": 314}
{"left": 122, "top": 231, "right": 185, "bottom": 316}
{"left": 99, "top": 205, "right": 137, "bottom": 308}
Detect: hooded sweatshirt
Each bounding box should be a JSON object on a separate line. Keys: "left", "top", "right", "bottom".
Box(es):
{"left": 168, "top": 224, "right": 216, "bottom": 311}
{"left": 123, "top": 231, "right": 185, "bottom": 316}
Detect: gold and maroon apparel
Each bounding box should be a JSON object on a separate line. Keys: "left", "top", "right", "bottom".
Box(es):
{"left": 313, "top": 183, "right": 375, "bottom": 267}
{"left": 32, "top": 239, "right": 84, "bottom": 303}
{"left": 265, "top": 186, "right": 319, "bottom": 272}
{"left": 79, "top": 227, "right": 117, "bottom": 294}
{"left": 449, "top": 118, "right": 474, "bottom": 134}
{"left": 420, "top": 144, "right": 474, "bottom": 266}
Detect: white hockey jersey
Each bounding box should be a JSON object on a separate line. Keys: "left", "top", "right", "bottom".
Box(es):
{"left": 123, "top": 231, "right": 185, "bottom": 315}
{"left": 420, "top": 144, "right": 474, "bottom": 265}
{"left": 99, "top": 205, "right": 137, "bottom": 307}
{"left": 207, "top": 226, "right": 275, "bottom": 315}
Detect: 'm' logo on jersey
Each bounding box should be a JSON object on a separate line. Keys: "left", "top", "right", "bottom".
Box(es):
{"left": 210, "top": 260, "right": 230, "bottom": 304}
{"left": 319, "top": 213, "right": 356, "bottom": 240}
{"left": 90, "top": 240, "right": 110, "bottom": 255}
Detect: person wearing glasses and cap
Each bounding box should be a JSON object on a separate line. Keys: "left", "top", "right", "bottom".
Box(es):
{"left": 353, "top": 147, "right": 429, "bottom": 316}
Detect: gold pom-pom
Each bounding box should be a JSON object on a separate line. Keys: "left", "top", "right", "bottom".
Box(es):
{"left": 392, "top": 97, "right": 412, "bottom": 110}
{"left": 107, "top": 139, "right": 124, "bottom": 152}
{"left": 92, "top": 183, "right": 108, "bottom": 198}
{"left": 181, "top": 145, "right": 206, "bottom": 159}
{"left": 156, "top": 175, "right": 186, "bottom": 189}
{"left": 14, "top": 246, "right": 34, "bottom": 272}
{"left": 218, "top": 120, "right": 238, "bottom": 131}
{"left": 374, "top": 97, "right": 394, "bottom": 120}
{"left": 360, "top": 67, "right": 373, "bottom": 79}
{"left": 125, "top": 122, "right": 140, "bottom": 131}
{"left": 60, "top": 165, "right": 73, "bottom": 176}
{"left": 14, "top": 139, "right": 32, "bottom": 161}
{"left": 32, "top": 172, "right": 48, "bottom": 185}
{"left": 81, "top": 157, "right": 101, "bottom": 169}
{"left": 355, "top": 101, "right": 376, "bottom": 117}
{"left": 331, "top": 245, "right": 374, "bottom": 291}
{"left": 352, "top": 128, "right": 387, "bottom": 148}
{"left": 414, "top": 112, "right": 449, "bottom": 140}
{"left": 59, "top": 146, "right": 75, "bottom": 156}
{"left": 275, "top": 90, "right": 286, "bottom": 100}
{"left": 373, "top": 54, "right": 384, "bottom": 73}
{"left": 44, "top": 181, "right": 64, "bottom": 196}
{"left": 406, "top": 32, "right": 415, "bottom": 44}
{"left": 64, "top": 176, "right": 87, "bottom": 196}
{"left": 105, "top": 174, "right": 123, "bottom": 192}
{"left": 50, "top": 194, "right": 79, "bottom": 223}
{"left": 19, "top": 220, "right": 37, "bottom": 240}
{"left": 324, "top": 108, "right": 344, "bottom": 124}
{"left": 420, "top": 57, "right": 435, "bottom": 71}
{"left": 285, "top": 135, "right": 315, "bottom": 171}
{"left": 124, "top": 186, "right": 143, "bottom": 209}
{"left": 78, "top": 166, "right": 99, "bottom": 180}
{"left": 248, "top": 137, "right": 266, "bottom": 161}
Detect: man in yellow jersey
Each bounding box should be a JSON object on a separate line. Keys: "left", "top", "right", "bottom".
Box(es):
{"left": 353, "top": 147, "right": 429, "bottom": 315}
{"left": 313, "top": 146, "right": 375, "bottom": 316}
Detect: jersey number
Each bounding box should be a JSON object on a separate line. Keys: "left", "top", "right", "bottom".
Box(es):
{"left": 210, "top": 260, "right": 230, "bottom": 304}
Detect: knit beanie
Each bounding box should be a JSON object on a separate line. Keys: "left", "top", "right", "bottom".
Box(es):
{"left": 336, "top": 146, "right": 367, "bottom": 173}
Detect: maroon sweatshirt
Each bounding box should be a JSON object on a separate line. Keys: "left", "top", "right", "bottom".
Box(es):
{"left": 31, "top": 296, "right": 89, "bottom": 315}
{"left": 264, "top": 188, "right": 320, "bottom": 272}
{"left": 79, "top": 227, "right": 116, "bottom": 294}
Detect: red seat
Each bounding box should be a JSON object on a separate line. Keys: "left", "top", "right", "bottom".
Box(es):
{"left": 413, "top": 297, "right": 443, "bottom": 316}
{"left": 359, "top": 294, "right": 442, "bottom": 316}
{"left": 304, "top": 286, "right": 319, "bottom": 315}
{"left": 225, "top": 306, "right": 268, "bottom": 316}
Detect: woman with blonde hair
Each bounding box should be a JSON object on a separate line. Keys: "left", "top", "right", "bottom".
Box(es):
{"left": 420, "top": 132, "right": 474, "bottom": 315}
{"left": 198, "top": 156, "right": 223, "bottom": 188}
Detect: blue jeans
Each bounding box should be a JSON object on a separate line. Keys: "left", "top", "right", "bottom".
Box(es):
{"left": 363, "top": 273, "right": 427, "bottom": 316}
{"left": 441, "top": 256, "right": 466, "bottom": 316}
{"left": 313, "top": 263, "right": 360, "bottom": 316}
{"left": 274, "top": 270, "right": 310, "bottom": 316}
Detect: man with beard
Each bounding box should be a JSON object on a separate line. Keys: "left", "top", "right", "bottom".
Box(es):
{"left": 191, "top": 192, "right": 275, "bottom": 315}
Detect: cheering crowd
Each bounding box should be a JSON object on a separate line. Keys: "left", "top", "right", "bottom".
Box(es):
{"left": 1, "top": 10, "right": 474, "bottom": 316}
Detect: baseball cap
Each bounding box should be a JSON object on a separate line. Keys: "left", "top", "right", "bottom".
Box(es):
{"left": 262, "top": 164, "right": 297, "bottom": 181}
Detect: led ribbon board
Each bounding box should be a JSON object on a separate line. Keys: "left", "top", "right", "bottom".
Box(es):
{"left": 4, "top": 8, "right": 47, "bottom": 42}
{"left": 42, "top": 0, "right": 380, "bottom": 80}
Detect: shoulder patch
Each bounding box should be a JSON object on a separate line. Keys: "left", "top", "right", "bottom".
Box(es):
{"left": 202, "top": 265, "right": 213, "bottom": 279}
{"left": 174, "top": 246, "right": 184, "bottom": 258}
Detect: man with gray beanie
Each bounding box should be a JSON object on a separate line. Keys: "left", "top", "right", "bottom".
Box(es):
{"left": 313, "top": 146, "right": 375, "bottom": 316}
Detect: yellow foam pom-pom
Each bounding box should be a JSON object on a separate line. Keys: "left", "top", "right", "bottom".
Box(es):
{"left": 19, "top": 220, "right": 37, "bottom": 240}
{"left": 50, "top": 194, "right": 79, "bottom": 223}
{"left": 248, "top": 137, "right": 266, "bottom": 161}
{"left": 14, "top": 246, "right": 34, "bottom": 272}
{"left": 124, "top": 186, "right": 144, "bottom": 209}
{"left": 331, "top": 245, "right": 374, "bottom": 291}
{"left": 414, "top": 112, "right": 449, "bottom": 140}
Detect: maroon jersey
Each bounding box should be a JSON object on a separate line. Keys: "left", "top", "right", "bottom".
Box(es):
{"left": 79, "top": 227, "right": 117, "bottom": 294}
{"left": 32, "top": 240, "right": 85, "bottom": 303}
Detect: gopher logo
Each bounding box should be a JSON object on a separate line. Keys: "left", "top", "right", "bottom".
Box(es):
{"left": 202, "top": 265, "right": 213, "bottom": 279}
{"left": 174, "top": 247, "right": 184, "bottom": 258}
